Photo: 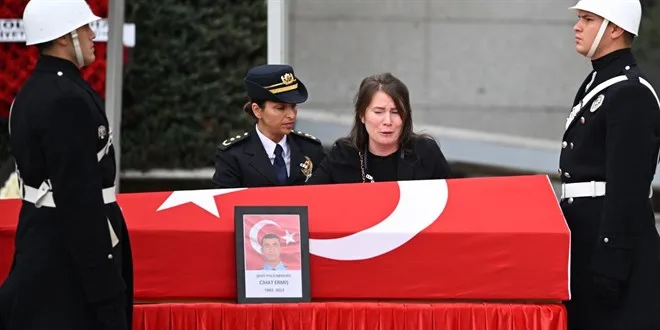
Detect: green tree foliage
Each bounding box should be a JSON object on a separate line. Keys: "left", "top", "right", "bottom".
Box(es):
{"left": 120, "top": 0, "right": 267, "bottom": 170}
{"left": 635, "top": 2, "right": 660, "bottom": 71}
{"left": 0, "top": 0, "right": 267, "bottom": 170}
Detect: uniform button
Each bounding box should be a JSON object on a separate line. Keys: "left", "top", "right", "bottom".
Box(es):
{"left": 57, "top": 71, "right": 63, "bottom": 76}
{"left": 557, "top": 168, "right": 562, "bottom": 175}
{"left": 568, "top": 197, "right": 574, "bottom": 204}
{"left": 625, "top": 66, "right": 630, "bottom": 70}
{"left": 580, "top": 117, "right": 586, "bottom": 124}
{"left": 570, "top": 142, "right": 574, "bottom": 149}
{"left": 603, "top": 237, "right": 609, "bottom": 243}
{"left": 562, "top": 141, "right": 568, "bottom": 149}
{"left": 107, "top": 253, "right": 113, "bottom": 260}
{"left": 564, "top": 172, "right": 571, "bottom": 178}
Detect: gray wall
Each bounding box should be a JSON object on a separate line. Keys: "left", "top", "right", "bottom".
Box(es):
{"left": 289, "top": 0, "right": 591, "bottom": 141}
{"left": 288, "top": 0, "right": 660, "bottom": 186}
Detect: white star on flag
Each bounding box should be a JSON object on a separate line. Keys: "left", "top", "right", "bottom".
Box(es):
{"left": 156, "top": 188, "right": 246, "bottom": 218}
{"left": 281, "top": 230, "right": 296, "bottom": 245}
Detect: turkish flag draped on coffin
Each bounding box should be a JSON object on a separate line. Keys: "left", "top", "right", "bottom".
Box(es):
{"left": 0, "top": 175, "right": 570, "bottom": 301}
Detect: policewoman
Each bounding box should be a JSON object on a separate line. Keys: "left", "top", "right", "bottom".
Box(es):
{"left": 212, "top": 64, "right": 326, "bottom": 188}
{"left": 306, "top": 72, "right": 451, "bottom": 184}
{"left": 0, "top": 1, "right": 133, "bottom": 330}
{"left": 560, "top": 1, "right": 660, "bottom": 329}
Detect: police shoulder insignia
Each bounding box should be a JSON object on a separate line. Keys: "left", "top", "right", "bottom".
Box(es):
{"left": 292, "top": 130, "right": 321, "bottom": 144}
{"left": 590, "top": 94, "right": 605, "bottom": 112}
{"left": 218, "top": 131, "right": 249, "bottom": 150}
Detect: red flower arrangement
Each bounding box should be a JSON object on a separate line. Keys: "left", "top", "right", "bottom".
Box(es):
{"left": 0, "top": 0, "right": 115, "bottom": 119}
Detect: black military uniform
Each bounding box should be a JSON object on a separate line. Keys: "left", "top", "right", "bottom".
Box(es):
{"left": 212, "top": 64, "right": 326, "bottom": 188}
{"left": 213, "top": 127, "right": 326, "bottom": 187}
{"left": 559, "top": 48, "right": 660, "bottom": 329}
{"left": 0, "top": 55, "right": 133, "bottom": 330}
{"left": 306, "top": 135, "right": 451, "bottom": 184}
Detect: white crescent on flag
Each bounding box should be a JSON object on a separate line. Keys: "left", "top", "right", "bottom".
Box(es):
{"left": 156, "top": 180, "right": 449, "bottom": 261}
{"left": 308, "top": 179, "right": 449, "bottom": 261}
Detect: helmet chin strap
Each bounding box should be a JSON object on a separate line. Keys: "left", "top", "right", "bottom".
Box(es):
{"left": 586, "top": 18, "right": 609, "bottom": 59}
{"left": 70, "top": 30, "right": 85, "bottom": 67}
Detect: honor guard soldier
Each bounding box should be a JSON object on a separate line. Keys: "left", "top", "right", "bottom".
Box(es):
{"left": 560, "top": 0, "right": 660, "bottom": 329}
{"left": 212, "top": 64, "right": 326, "bottom": 188}
{"left": 0, "top": 1, "right": 133, "bottom": 330}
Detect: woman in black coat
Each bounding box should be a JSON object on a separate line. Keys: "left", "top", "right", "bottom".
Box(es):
{"left": 307, "top": 73, "right": 451, "bottom": 184}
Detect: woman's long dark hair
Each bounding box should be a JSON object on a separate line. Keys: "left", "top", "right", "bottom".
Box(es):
{"left": 341, "top": 72, "right": 425, "bottom": 151}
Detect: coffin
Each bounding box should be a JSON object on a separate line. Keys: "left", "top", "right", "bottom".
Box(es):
{"left": 0, "top": 175, "right": 570, "bottom": 301}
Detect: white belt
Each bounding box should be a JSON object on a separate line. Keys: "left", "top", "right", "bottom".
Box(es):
{"left": 21, "top": 181, "right": 116, "bottom": 208}
{"left": 561, "top": 181, "right": 653, "bottom": 199}
{"left": 21, "top": 181, "right": 120, "bottom": 247}
{"left": 17, "top": 129, "right": 114, "bottom": 208}
{"left": 561, "top": 181, "right": 606, "bottom": 199}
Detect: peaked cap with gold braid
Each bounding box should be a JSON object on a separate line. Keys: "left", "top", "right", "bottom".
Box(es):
{"left": 243, "top": 64, "right": 308, "bottom": 104}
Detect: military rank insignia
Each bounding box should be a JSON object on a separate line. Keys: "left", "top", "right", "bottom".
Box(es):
{"left": 300, "top": 156, "right": 313, "bottom": 182}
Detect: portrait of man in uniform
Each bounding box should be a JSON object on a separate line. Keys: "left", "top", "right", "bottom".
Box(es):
{"left": 235, "top": 206, "right": 311, "bottom": 303}
{"left": 261, "top": 233, "right": 288, "bottom": 270}
{"left": 242, "top": 215, "right": 301, "bottom": 271}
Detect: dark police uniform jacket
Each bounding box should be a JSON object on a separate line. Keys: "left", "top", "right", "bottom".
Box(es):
{"left": 0, "top": 55, "right": 133, "bottom": 330}
{"left": 559, "top": 48, "right": 660, "bottom": 330}
{"left": 306, "top": 136, "right": 452, "bottom": 184}
{"left": 212, "top": 126, "right": 326, "bottom": 188}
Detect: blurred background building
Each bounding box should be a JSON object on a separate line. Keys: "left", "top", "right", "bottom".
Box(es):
{"left": 1, "top": 0, "right": 660, "bottom": 223}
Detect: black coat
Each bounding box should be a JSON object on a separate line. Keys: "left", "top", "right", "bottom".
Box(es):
{"left": 0, "top": 55, "right": 133, "bottom": 330}
{"left": 212, "top": 127, "right": 326, "bottom": 188}
{"left": 0, "top": 156, "right": 14, "bottom": 192}
{"left": 306, "top": 135, "right": 452, "bottom": 184}
{"left": 559, "top": 49, "right": 660, "bottom": 330}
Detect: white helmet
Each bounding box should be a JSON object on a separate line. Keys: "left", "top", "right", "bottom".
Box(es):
{"left": 569, "top": 0, "right": 642, "bottom": 58}
{"left": 570, "top": 0, "right": 641, "bottom": 36}
{"left": 22, "top": 0, "right": 101, "bottom": 66}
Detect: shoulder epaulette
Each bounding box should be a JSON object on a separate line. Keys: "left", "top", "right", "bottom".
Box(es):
{"left": 218, "top": 131, "right": 250, "bottom": 150}
{"left": 291, "top": 130, "right": 321, "bottom": 144}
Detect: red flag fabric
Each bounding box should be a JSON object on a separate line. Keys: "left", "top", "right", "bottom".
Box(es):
{"left": 0, "top": 175, "right": 570, "bottom": 300}
{"left": 131, "top": 302, "right": 568, "bottom": 330}
{"left": 242, "top": 214, "right": 302, "bottom": 271}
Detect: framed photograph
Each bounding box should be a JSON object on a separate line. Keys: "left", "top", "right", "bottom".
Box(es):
{"left": 234, "top": 206, "right": 311, "bottom": 304}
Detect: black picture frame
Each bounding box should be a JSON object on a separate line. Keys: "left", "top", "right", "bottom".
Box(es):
{"left": 234, "top": 206, "right": 311, "bottom": 304}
